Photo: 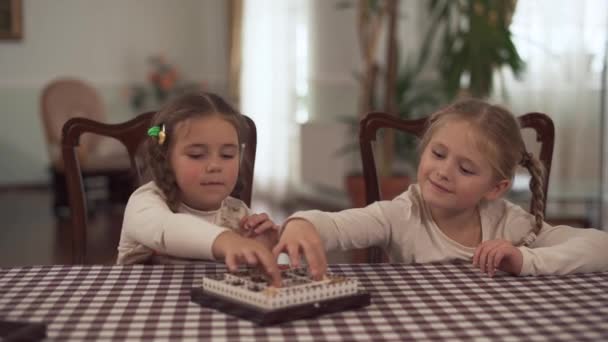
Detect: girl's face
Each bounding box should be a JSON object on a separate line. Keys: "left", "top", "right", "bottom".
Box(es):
{"left": 417, "top": 119, "right": 509, "bottom": 216}
{"left": 170, "top": 115, "right": 240, "bottom": 211}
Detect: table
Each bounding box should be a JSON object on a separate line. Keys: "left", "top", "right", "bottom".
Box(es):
{"left": 1, "top": 263, "right": 607, "bottom": 341}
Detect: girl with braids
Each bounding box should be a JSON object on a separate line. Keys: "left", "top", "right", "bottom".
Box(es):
{"left": 117, "top": 92, "right": 280, "bottom": 286}
{"left": 275, "top": 99, "right": 608, "bottom": 280}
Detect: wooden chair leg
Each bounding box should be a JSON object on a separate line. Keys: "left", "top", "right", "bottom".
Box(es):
{"left": 51, "top": 167, "right": 69, "bottom": 217}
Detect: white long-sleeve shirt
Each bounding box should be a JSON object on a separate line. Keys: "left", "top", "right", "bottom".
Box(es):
{"left": 117, "top": 181, "right": 249, "bottom": 265}
{"left": 288, "top": 184, "right": 608, "bottom": 276}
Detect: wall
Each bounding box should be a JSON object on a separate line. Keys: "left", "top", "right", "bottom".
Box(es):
{"left": 0, "top": 0, "right": 229, "bottom": 185}
{"left": 307, "top": 0, "right": 359, "bottom": 123}
{"left": 600, "top": 46, "right": 608, "bottom": 231}
{"left": 307, "top": 0, "right": 426, "bottom": 122}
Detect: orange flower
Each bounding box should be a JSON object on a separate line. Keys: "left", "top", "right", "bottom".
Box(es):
{"left": 148, "top": 71, "right": 160, "bottom": 84}
{"left": 167, "top": 68, "right": 178, "bottom": 82}
{"left": 128, "top": 54, "right": 203, "bottom": 112}
{"left": 160, "top": 75, "right": 175, "bottom": 91}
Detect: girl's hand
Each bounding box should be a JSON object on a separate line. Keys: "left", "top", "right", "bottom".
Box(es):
{"left": 240, "top": 213, "right": 278, "bottom": 237}
{"left": 212, "top": 231, "right": 282, "bottom": 287}
{"left": 272, "top": 219, "right": 327, "bottom": 280}
{"left": 473, "top": 239, "right": 523, "bottom": 277}
{"left": 240, "top": 213, "right": 279, "bottom": 249}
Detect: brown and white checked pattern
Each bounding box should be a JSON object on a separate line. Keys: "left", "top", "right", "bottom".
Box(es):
{"left": 1, "top": 263, "right": 607, "bottom": 341}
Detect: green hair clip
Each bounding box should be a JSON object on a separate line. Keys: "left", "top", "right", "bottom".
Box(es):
{"left": 147, "top": 124, "right": 166, "bottom": 145}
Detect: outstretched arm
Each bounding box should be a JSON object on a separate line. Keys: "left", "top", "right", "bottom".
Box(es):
{"left": 519, "top": 224, "right": 608, "bottom": 275}
{"left": 473, "top": 224, "right": 608, "bottom": 277}
{"left": 287, "top": 203, "right": 395, "bottom": 253}
{"left": 122, "top": 187, "right": 229, "bottom": 261}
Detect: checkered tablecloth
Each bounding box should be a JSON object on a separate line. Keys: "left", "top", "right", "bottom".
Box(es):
{"left": 1, "top": 263, "right": 607, "bottom": 341}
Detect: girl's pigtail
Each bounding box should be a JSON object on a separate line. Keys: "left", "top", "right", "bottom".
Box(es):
{"left": 147, "top": 130, "right": 181, "bottom": 212}
{"left": 520, "top": 151, "right": 545, "bottom": 246}
{"left": 159, "top": 161, "right": 181, "bottom": 212}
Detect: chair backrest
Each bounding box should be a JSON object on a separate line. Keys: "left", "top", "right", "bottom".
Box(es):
{"left": 41, "top": 78, "right": 105, "bottom": 168}
{"left": 62, "top": 112, "right": 257, "bottom": 264}
{"left": 359, "top": 111, "right": 555, "bottom": 263}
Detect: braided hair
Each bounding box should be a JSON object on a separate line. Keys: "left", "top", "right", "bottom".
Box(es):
{"left": 519, "top": 151, "right": 545, "bottom": 246}
{"left": 142, "top": 92, "right": 248, "bottom": 212}
{"left": 419, "top": 98, "right": 545, "bottom": 246}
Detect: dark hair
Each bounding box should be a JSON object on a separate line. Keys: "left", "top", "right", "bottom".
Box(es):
{"left": 143, "top": 92, "right": 248, "bottom": 212}
{"left": 420, "top": 98, "right": 545, "bottom": 245}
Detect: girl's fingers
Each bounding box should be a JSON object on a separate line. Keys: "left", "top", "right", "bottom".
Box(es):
{"left": 286, "top": 244, "right": 302, "bottom": 269}
{"left": 491, "top": 249, "right": 506, "bottom": 277}
{"left": 252, "top": 249, "right": 281, "bottom": 287}
{"left": 473, "top": 243, "right": 487, "bottom": 267}
{"left": 478, "top": 244, "right": 492, "bottom": 273}
{"left": 244, "top": 213, "right": 269, "bottom": 230}
{"left": 240, "top": 215, "right": 256, "bottom": 230}
{"left": 243, "top": 250, "right": 258, "bottom": 266}
{"left": 253, "top": 220, "right": 276, "bottom": 234}
{"left": 225, "top": 253, "right": 238, "bottom": 272}
{"left": 299, "top": 240, "right": 326, "bottom": 280}
{"left": 485, "top": 244, "right": 501, "bottom": 276}
{"left": 230, "top": 245, "right": 281, "bottom": 287}
{"left": 477, "top": 241, "right": 500, "bottom": 273}
{"left": 477, "top": 245, "right": 489, "bottom": 273}
{"left": 272, "top": 241, "right": 286, "bottom": 258}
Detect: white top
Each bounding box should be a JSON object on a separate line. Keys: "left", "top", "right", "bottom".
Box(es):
{"left": 117, "top": 181, "right": 249, "bottom": 265}
{"left": 287, "top": 184, "right": 608, "bottom": 276}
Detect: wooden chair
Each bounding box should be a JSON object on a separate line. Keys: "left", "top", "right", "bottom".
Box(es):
{"left": 62, "top": 112, "right": 257, "bottom": 264}
{"left": 358, "top": 111, "right": 554, "bottom": 263}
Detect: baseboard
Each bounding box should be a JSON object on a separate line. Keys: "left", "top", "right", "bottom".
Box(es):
{"left": 0, "top": 183, "right": 50, "bottom": 192}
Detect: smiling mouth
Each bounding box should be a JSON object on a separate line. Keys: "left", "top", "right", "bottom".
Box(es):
{"left": 429, "top": 179, "right": 451, "bottom": 193}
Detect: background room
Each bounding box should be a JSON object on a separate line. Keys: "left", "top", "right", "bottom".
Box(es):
{"left": 1, "top": 0, "right": 607, "bottom": 267}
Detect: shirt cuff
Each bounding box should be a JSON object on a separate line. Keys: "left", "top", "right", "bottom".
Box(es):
{"left": 518, "top": 246, "right": 535, "bottom": 276}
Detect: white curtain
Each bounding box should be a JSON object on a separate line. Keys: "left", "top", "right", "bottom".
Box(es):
{"left": 494, "top": 0, "right": 607, "bottom": 207}
{"left": 240, "top": 0, "right": 307, "bottom": 201}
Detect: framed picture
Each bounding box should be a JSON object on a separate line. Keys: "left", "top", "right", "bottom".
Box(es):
{"left": 0, "top": 0, "right": 22, "bottom": 40}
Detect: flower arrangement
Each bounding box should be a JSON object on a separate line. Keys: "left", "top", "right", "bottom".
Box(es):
{"left": 128, "top": 55, "right": 203, "bottom": 112}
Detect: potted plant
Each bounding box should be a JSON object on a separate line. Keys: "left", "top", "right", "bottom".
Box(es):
{"left": 337, "top": 0, "right": 442, "bottom": 207}
{"left": 342, "top": 59, "right": 443, "bottom": 207}
{"left": 420, "top": 0, "right": 524, "bottom": 99}
{"left": 342, "top": 0, "right": 525, "bottom": 207}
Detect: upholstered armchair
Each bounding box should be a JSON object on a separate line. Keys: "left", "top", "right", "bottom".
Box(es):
{"left": 40, "top": 78, "right": 134, "bottom": 216}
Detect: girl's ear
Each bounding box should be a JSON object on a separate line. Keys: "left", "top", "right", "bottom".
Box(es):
{"left": 483, "top": 179, "right": 511, "bottom": 201}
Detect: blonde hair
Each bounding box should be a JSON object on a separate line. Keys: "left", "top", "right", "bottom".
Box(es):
{"left": 143, "top": 92, "right": 248, "bottom": 212}
{"left": 420, "top": 98, "right": 545, "bottom": 246}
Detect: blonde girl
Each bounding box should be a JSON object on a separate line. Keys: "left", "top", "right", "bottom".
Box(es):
{"left": 274, "top": 99, "right": 608, "bottom": 280}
